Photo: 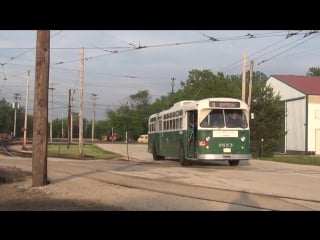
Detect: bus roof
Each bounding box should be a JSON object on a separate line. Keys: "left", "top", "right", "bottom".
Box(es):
{"left": 149, "top": 97, "right": 248, "bottom": 119}
{"left": 173, "top": 100, "right": 195, "bottom": 107}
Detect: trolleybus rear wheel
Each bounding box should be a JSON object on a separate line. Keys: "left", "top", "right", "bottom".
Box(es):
{"left": 152, "top": 143, "right": 161, "bottom": 160}
{"left": 179, "top": 143, "right": 191, "bottom": 166}
{"left": 228, "top": 160, "right": 239, "bottom": 166}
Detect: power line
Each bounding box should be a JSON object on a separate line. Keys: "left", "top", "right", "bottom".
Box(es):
{"left": 257, "top": 33, "right": 320, "bottom": 66}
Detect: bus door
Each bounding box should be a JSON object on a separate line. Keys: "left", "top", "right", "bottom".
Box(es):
{"left": 158, "top": 116, "right": 163, "bottom": 152}
{"left": 187, "top": 111, "right": 197, "bottom": 158}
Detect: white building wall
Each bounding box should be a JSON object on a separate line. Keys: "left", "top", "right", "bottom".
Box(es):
{"left": 308, "top": 96, "right": 320, "bottom": 152}
{"left": 286, "top": 99, "right": 306, "bottom": 151}
{"left": 267, "top": 77, "right": 305, "bottom": 100}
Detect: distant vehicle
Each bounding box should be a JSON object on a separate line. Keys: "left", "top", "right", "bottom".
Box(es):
{"left": 125, "top": 137, "right": 136, "bottom": 143}
{"left": 101, "top": 135, "right": 108, "bottom": 142}
{"left": 109, "top": 134, "right": 121, "bottom": 142}
{"left": 0, "top": 133, "right": 11, "bottom": 143}
{"left": 137, "top": 134, "right": 148, "bottom": 143}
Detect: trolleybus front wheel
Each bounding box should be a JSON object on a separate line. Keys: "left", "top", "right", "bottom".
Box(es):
{"left": 228, "top": 160, "right": 239, "bottom": 166}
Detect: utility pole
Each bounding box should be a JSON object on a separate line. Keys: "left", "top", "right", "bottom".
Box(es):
{"left": 61, "top": 112, "right": 64, "bottom": 138}
{"left": 248, "top": 60, "right": 254, "bottom": 109}
{"left": 171, "top": 77, "right": 175, "bottom": 106}
{"left": 67, "top": 89, "right": 71, "bottom": 148}
{"left": 91, "top": 93, "right": 97, "bottom": 143}
{"left": 111, "top": 127, "right": 114, "bottom": 142}
{"left": 70, "top": 89, "right": 76, "bottom": 143}
{"left": 49, "top": 85, "right": 55, "bottom": 143}
{"left": 79, "top": 47, "right": 84, "bottom": 157}
{"left": 242, "top": 52, "right": 247, "bottom": 102}
{"left": 126, "top": 102, "right": 129, "bottom": 161}
{"left": 13, "top": 93, "right": 21, "bottom": 138}
{"left": 22, "top": 70, "right": 30, "bottom": 150}
{"left": 32, "top": 30, "right": 50, "bottom": 187}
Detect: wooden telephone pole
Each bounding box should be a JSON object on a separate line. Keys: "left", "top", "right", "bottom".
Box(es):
{"left": 22, "top": 70, "right": 30, "bottom": 149}
{"left": 241, "top": 52, "right": 247, "bottom": 102}
{"left": 67, "top": 88, "right": 71, "bottom": 148}
{"left": 32, "top": 30, "right": 50, "bottom": 187}
{"left": 13, "top": 93, "right": 21, "bottom": 137}
{"left": 49, "top": 84, "right": 55, "bottom": 143}
{"left": 79, "top": 47, "right": 84, "bottom": 157}
{"left": 171, "top": 77, "right": 175, "bottom": 106}
{"left": 248, "top": 60, "right": 254, "bottom": 108}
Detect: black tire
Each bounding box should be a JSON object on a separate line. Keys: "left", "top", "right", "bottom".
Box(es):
{"left": 152, "top": 143, "right": 161, "bottom": 160}
{"left": 228, "top": 160, "right": 240, "bottom": 166}
{"left": 179, "top": 143, "right": 191, "bottom": 166}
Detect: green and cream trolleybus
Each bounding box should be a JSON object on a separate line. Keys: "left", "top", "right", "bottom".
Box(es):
{"left": 148, "top": 97, "right": 250, "bottom": 166}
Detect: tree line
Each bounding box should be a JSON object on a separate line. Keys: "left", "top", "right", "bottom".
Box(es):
{"left": 1, "top": 67, "right": 319, "bottom": 156}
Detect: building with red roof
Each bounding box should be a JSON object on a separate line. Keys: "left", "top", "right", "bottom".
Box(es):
{"left": 267, "top": 75, "right": 320, "bottom": 155}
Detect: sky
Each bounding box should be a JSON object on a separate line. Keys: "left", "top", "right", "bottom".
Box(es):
{"left": 0, "top": 30, "right": 319, "bottom": 121}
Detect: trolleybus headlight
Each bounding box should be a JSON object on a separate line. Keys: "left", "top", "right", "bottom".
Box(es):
{"left": 205, "top": 136, "right": 211, "bottom": 142}
{"left": 240, "top": 136, "right": 246, "bottom": 142}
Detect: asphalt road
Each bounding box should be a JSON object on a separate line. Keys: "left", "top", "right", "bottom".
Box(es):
{"left": 1, "top": 143, "right": 320, "bottom": 210}
{"left": 96, "top": 143, "right": 320, "bottom": 210}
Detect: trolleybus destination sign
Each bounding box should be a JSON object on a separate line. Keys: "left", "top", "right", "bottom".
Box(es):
{"left": 209, "top": 101, "right": 240, "bottom": 108}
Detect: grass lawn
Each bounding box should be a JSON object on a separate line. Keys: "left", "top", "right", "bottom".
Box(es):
{"left": 47, "top": 143, "right": 320, "bottom": 166}
{"left": 47, "top": 143, "right": 121, "bottom": 160}
{"left": 255, "top": 155, "right": 320, "bottom": 166}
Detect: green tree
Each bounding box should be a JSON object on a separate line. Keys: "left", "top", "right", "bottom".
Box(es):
{"left": 103, "top": 69, "right": 285, "bottom": 158}
{"left": 306, "top": 67, "right": 320, "bottom": 76}
{"left": 0, "top": 98, "right": 27, "bottom": 137}
{"left": 105, "top": 90, "right": 153, "bottom": 140}
{"left": 95, "top": 120, "right": 109, "bottom": 140}
{"left": 250, "top": 72, "right": 286, "bottom": 157}
{"left": 0, "top": 98, "right": 14, "bottom": 133}
{"left": 129, "top": 90, "right": 151, "bottom": 137}
{"left": 149, "top": 95, "right": 171, "bottom": 114}
{"left": 52, "top": 118, "right": 65, "bottom": 138}
{"left": 179, "top": 69, "right": 240, "bottom": 100}
{"left": 107, "top": 105, "right": 129, "bottom": 140}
